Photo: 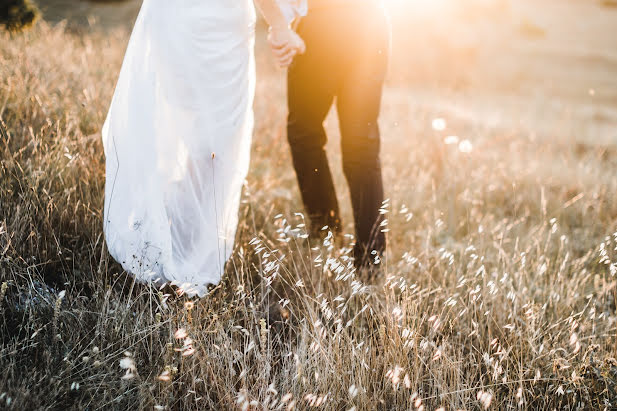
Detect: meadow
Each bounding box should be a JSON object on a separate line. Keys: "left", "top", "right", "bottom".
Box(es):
{"left": 1, "top": 0, "right": 616, "bottom": 409}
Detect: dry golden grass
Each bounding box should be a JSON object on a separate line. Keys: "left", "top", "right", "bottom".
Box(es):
{"left": 1, "top": 4, "right": 617, "bottom": 409}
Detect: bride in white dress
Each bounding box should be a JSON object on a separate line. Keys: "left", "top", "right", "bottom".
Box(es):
{"left": 102, "top": 0, "right": 305, "bottom": 296}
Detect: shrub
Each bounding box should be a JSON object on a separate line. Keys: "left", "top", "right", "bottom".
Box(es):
{"left": 0, "top": 0, "right": 39, "bottom": 31}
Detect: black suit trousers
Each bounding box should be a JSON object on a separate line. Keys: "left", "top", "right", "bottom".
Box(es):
{"left": 286, "top": 2, "right": 390, "bottom": 268}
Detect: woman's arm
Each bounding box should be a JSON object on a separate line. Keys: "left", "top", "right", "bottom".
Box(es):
{"left": 253, "top": 0, "right": 290, "bottom": 32}
{"left": 254, "top": 0, "right": 305, "bottom": 67}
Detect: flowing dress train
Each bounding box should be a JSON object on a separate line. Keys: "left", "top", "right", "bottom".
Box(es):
{"left": 102, "top": 0, "right": 256, "bottom": 296}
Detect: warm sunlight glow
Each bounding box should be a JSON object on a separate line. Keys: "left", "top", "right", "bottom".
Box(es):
{"left": 384, "top": 0, "right": 510, "bottom": 22}
{"left": 4, "top": 0, "right": 616, "bottom": 408}
{"left": 385, "top": 0, "right": 452, "bottom": 14}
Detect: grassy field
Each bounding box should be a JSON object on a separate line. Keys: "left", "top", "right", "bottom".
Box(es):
{"left": 1, "top": 0, "right": 617, "bottom": 409}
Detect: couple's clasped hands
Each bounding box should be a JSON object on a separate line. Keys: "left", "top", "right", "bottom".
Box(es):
{"left": 267, "top": 25, "right": 305, "bottom": 67}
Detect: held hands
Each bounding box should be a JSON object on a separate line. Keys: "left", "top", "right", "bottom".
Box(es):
{"left": 267, "top": 26, "right": 306, "bottom": 68}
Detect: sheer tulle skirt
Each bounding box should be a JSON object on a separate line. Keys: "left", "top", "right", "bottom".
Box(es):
{"left": 102, "top": 0, "right": 256, "bottom": 296}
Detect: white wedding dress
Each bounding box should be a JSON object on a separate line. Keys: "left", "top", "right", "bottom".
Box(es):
{"left": 102, "top": 0, "right": 256, "bottom": 296}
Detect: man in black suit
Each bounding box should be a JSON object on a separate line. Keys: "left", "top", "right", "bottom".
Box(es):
{"left": 271, "top": 0, "right": 390, "bottom": 271}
